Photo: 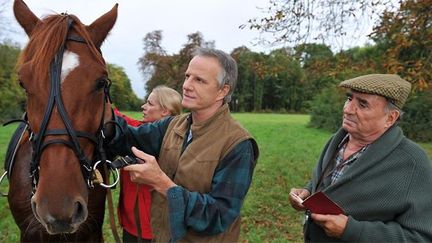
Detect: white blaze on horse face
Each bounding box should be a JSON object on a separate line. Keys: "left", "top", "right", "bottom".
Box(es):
{"left": 61, "top": 51, "right": 80, "bottom": 83}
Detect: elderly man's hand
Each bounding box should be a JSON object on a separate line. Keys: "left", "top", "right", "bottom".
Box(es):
{"left": 311, "top": 213, "right": 348, "bottom": 238}
{"left": 123, "top": 146, "right": 176, "bottom": 196}
{"left": 289, "top": 188, "right": 310, "bottom": 211}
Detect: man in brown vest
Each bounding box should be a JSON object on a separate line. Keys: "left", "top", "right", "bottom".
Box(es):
{"left": 106, "top": 48, "right": 259, "bottom": 242}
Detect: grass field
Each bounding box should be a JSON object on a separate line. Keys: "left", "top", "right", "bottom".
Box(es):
{"left": 1, "top": 113, "right": 431, "bottom": 242}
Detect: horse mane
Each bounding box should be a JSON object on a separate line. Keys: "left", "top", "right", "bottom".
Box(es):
{"left": 17, "top": 14, "right": 105, "bottom": 82}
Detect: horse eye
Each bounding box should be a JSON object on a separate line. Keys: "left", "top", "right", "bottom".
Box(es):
{"left": 19, "top": 80, "right": 26, "bottom": 90}
{"left": 96, "top": 78, "right": 107, "bottom": 90}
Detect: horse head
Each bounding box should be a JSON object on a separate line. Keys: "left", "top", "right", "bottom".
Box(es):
{"left": 13, "top": 0, "right": 117, "bottom": 234}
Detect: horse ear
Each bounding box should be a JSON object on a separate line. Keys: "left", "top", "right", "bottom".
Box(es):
{"left": 13, "top": 0, "right": 40, "bottom": 36}
{"left": 88, "top": 4, "right": 118, "bottom": 48}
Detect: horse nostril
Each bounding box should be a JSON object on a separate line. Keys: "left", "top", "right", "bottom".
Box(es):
{"left": 71, "top": 200, "right": 87, "bottom": 224}
{"left": 31, "top": 200, "right": 36, "bottom": 213}
{"left": 30, "top": 198, "right": 42, "bottom": 222}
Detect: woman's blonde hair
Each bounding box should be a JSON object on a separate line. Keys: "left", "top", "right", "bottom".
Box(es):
{"left": 152, "top": 85, "right": 182, "bottom": 115}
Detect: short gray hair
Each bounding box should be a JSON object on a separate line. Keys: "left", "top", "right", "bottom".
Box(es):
{"left": 192, "top": 47, "right": 238, "bottom": 103}
{"left": 385, "top": 100, "right": 404, "bottom": 122}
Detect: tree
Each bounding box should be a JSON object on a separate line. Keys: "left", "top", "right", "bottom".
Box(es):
{"left": 233, "top": 47, "right": 306, "bottom": 112}
{"left": 137, "top": 30, "right": 167, "bottom": 79}
{"left": 232, "top": 48, "right": 267, "bottom": 112}
{"left": 369, "top": 0, "right": 432, "bottom": 141}
{"left": 244, "top": 0, "right": 397, "bottom": 47}
{"left": 293, "top": 43, "right": 336, "bottom": 110}
{"left": 108, "top": 64, "right": 142, "bottom": 111}
{"left": 262, "top": 48, "right": 305, "bottom": 112}
{"left": 370, "top": 0, "right": 432, "bottom": 90}
{"left": 0, "top": 43, "right": 25, "bottom": 121}
{"left": 137, "top": 30, "right": 180, "bottom": 94}
{"left": 137, "top": 31, "right": 215, "bottom": 96}
{"left": 399, "top": 91, "right": 432, "bottom": 142}
{"left": 309, "top": 84, "right": 345, "bottom": 132}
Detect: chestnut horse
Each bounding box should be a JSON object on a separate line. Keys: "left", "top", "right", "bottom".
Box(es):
{"left": 7, "top": 0, "right": 117, "bottom": 241}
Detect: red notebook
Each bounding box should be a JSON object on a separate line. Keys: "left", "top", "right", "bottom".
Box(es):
{"left": 302, "top": 191, "right": 344, "bottom": 215}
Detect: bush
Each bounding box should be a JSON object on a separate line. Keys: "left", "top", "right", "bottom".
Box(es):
{"left": 0, "top": 43, "right": 25, "bottom": 122}
{"left": 400, "top": 90, "right": 432, "bottom": 142}
{"left": 308, "top": 85, "right": 345, "bottom": 133}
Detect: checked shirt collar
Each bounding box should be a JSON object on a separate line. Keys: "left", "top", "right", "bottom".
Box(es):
{"left": 331, "top": 134, "right": 368, "bottom": 184}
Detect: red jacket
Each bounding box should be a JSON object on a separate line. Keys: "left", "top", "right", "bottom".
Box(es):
{"left": 114, "top": 109, "right": 152, "bottom": 239}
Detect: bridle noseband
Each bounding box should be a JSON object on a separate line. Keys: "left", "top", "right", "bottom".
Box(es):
{"left": 28, "top": 16, "right": 115, "bottom": 191}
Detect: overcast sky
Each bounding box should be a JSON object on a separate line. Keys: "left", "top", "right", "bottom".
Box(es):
{"left": 4, "top": 0, "right": 275, "bottom": 98}
{"left": 3, "top": 0, "right": 374, "bottom": 98}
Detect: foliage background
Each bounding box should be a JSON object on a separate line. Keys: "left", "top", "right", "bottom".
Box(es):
{"left": 0, "top": 43, "right": 25, "bottom": 121}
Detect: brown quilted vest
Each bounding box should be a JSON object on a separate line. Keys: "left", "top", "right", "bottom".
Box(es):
{"left": 150, "top": 104, "right": 258, "bottom": 242}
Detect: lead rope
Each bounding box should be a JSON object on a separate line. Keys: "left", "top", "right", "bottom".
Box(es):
{"left": 98, "top": 105, "right": 121, "bottom": 243}
{"left": 104, "top": 163, "right": 121, "bottom": 243}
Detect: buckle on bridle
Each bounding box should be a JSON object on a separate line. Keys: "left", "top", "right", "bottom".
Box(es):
{"left": 100, "top": 130, "right": 106, "bottom": 139}
{"left": 92, "top": 160, "right": 119, "bottom": 188}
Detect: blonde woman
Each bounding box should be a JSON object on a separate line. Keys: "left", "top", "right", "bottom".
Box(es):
{"left": 141, "top": 85, "right": 182, "bottom": 123}
{"left": 114, "top": 85, "right": 182, "bottom": 126}
{"left": 114, "top": 85, "right": 182, "bottom": 242}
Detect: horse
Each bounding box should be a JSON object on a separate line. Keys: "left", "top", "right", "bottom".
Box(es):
{"left": 7, "top": 0, "right": 118, "bottom": 241}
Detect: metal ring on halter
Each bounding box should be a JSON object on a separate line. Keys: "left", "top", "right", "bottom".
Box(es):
{"left": 92, "top": 160, "right": 119, "bottom": 188}
{"left": 0, "top": 171, "right": 8, "bottom": 197}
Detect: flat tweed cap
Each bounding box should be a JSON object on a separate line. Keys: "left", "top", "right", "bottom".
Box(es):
{"left": 339, "top": 74, "right": 412, "bottom": 108}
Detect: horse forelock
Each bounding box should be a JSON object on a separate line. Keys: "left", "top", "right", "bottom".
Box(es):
{"left": 17, "top": 14, "right": 106, "bottom": 83}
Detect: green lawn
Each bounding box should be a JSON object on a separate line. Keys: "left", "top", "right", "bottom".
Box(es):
{"left": 0, "top": 113, "right": 431, "bottom": 242}
{"left": 0, "top": 124, "right": 20, "bottom": 242}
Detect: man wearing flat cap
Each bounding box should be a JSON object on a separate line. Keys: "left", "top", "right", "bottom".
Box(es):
{"left": 289, "top": 74, "right": 432, "bottom": 242}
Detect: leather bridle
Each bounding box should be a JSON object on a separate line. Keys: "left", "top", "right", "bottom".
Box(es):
{"left": 28, "top": 16, "right": 114, "bottom": 191}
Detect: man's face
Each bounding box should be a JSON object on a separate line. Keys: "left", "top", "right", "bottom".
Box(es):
{"left": 182, "top": 55, "right": 228, "bottom": 112}
{"left": 342, "top": 91, "right": 394, "bottom": 139}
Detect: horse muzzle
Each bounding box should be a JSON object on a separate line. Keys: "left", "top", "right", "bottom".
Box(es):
{"left": 31, "top": 195, "right": 88, "bottom": 234}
